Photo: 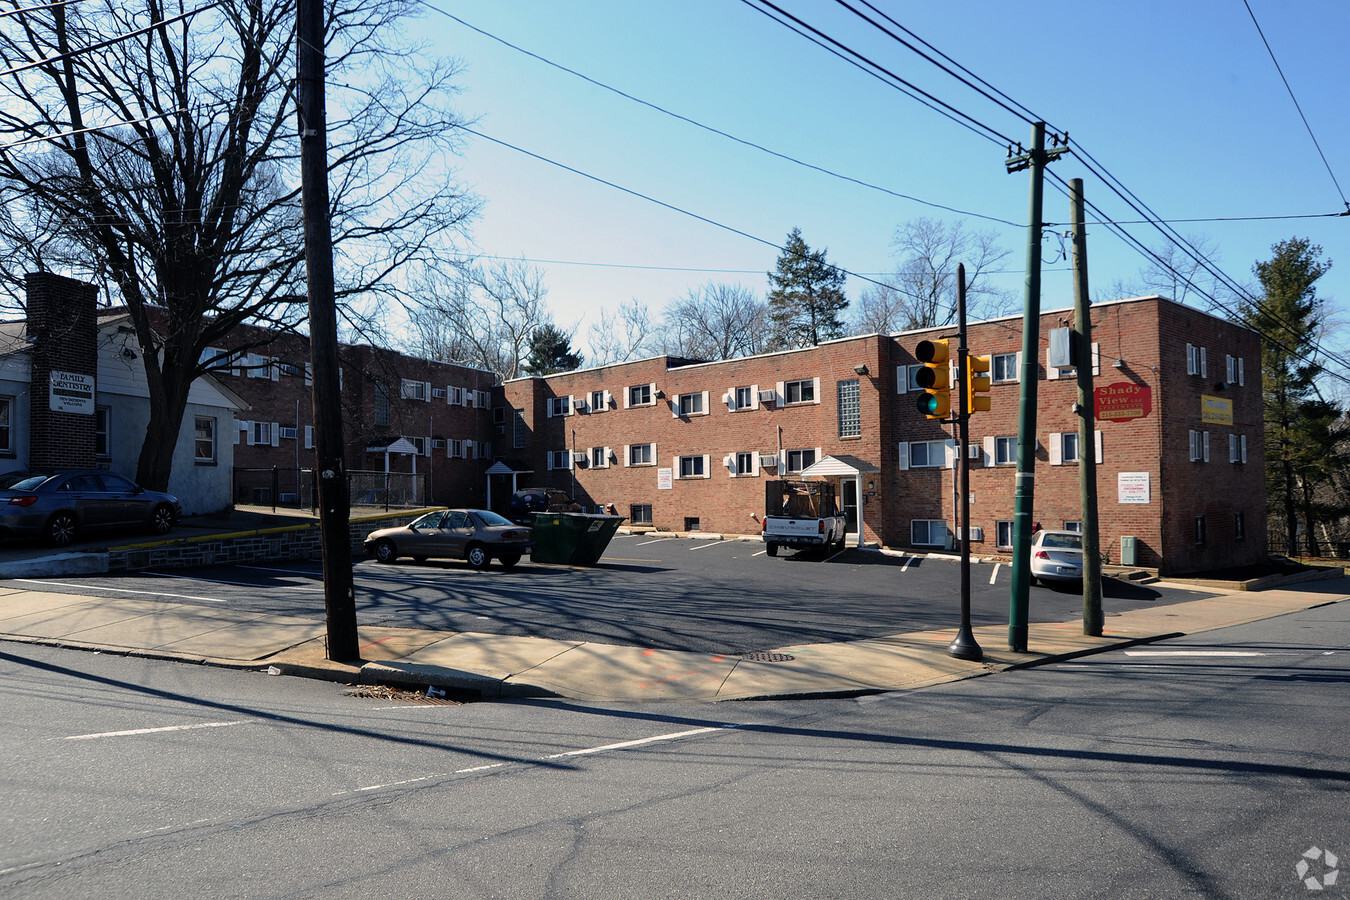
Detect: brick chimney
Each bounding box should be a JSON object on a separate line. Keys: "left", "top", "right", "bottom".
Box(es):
{"left": 26, "top": 272, "right": 98, "bottom": 470}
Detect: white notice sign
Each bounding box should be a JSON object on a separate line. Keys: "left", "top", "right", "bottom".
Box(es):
{"left": 657, "top": 467, "right": 673, "bottom": 490}
{"left": 49, "top": 370, "right": 95, "bottom": 414}
{"left": 1118, "top": 471, "right": 1151, "bottom": 505}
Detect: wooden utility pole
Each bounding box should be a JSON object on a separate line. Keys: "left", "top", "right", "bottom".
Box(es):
{"left": 1070, "top": 178, "right": 1104, "bottom": 636}
{"left": 297, "top": 0, "right": 359, "bottom": 662}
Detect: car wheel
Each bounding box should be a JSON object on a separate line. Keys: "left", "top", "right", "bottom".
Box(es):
{"left": 373, "top": 539, "right": 398, "bottom": 564}
{"left": 498, "top": 552, "right": 521, "bottom": 569}
{"left": 45, "top": 512, "right": 77, "bottom": 547}
{"left": 766, "top": 543, "right": 778, "bottom": 557}
{"left": 149, "top": 503, "right": 175, "bottom": 536}
{"left": 466, "top": 544, "right": 490, "bottom": 569}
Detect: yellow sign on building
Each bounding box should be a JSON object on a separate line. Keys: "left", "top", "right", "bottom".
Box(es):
{"left": 1201, "top": 394, "right": 1233, "bottom": 425}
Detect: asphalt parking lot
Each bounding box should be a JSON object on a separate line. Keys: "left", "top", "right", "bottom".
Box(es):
{"left": 4, "top": 532, "right": 1223, "bottom": 655}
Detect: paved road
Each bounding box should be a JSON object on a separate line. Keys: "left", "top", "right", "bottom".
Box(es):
{"left": 6, "top": 533, "right": 1217, "bottom": 653}
{"left": 2, "top": 602, "right": 1345, "bottom": 898}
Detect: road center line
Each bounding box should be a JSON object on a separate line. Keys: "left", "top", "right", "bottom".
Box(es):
{"left": 61, "top": 720, "right": 247, "bottom": 741}
{"left": 1123, "top": 650, "right": 1265, "bottom": 657}
{"left": 544, "top": 725, "right": 731, "bottom": 758}
{"left": 14, "top": 578, "right": 225, "bottom": 603}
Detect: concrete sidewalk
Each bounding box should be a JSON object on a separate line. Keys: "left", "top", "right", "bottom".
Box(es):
{"left": 2, "top": 576, "right": 1346, "bottom": 702}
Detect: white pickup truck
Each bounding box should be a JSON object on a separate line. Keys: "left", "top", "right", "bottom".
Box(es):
{"left": 761, "top": 480, "right": 847, "bottom": 557}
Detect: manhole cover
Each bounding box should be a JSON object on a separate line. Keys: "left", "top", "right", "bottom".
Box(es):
{"left": 738, "top": 652, "right": 795, "bottom": 662}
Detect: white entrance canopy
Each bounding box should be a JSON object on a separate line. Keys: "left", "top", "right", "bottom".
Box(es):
{"left": 798, "top": 455, "right": 881, "bottom": 549}
{"left": 484, "top": 460, "right": 533, "bottom": 509}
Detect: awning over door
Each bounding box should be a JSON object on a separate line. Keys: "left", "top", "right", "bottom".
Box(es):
{"left": 799, "top": 454, "right": 881, "bottom": 478}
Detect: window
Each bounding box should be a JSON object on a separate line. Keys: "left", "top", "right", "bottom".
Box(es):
{"left": 1061, "top": 432, "right": 1080, "bottom": 464}
{"left": 1226, "top": 354, "right": 1245, "bottom": 386}
{"left": 374, "top": 383, "right": 390, "bottom": 427}
{"left": 627, "top": 383, "right": 654, "bottom": 407}
{"left": 678, "top": 455, "right": 707, "bottom": 479}
{"left": 783, "top": 379, "right": 815, "bottom": 404}
{"left": 1064, "top": 521, "right": 1083, "bottom": 533}
{"left": 994, "top": 436, "right": 1015, "bottom": 465}
{"left": 547, "top": 396, "right": 571, "bottom": 417}
{"left": 1049, "top": 431, "right": 1102, "bottom": 465}
{"left": 631, "top": 504, "right": 653, "bottom": 526}
{"left": 734, "top": 451, "right": 757, "bottom": 477}
{"left": 513, "top": 410, "right": 527, "bottom": 449}
{"left": 95, "top": 406, "right": 110, "bottom": 458}
{"left": 996, "top": 520, "right": 1014, "bottom": 549}
{"left": 1229, "top": 433, "right": 1247, "bottom": 464}
{"left": 590, "top": 390, "right": 607, "bottom": 412}
{"left": 194, "top": 416, "right": 216, "bottom": 463}
{"left": 432, "top": 438, "right": 445, "bottom": 450}
{"left": 1186, "top": 343, "right": 1207, "bottom": 377}
{"left": 247, "top": 354, "right": 275, "bottom": 380}
{"left": 493, "top": 406, "right": 507, "bottom": 424}
{"left": 408, "top": 436, "right": 429, "bottom": 456}
{"left": 476, "top": 440, "right": 491, "bottom": 459}
{"left": 279, "top": 426, "right": 297, "bottom": 440}
{"left": 448, "top": 386, "right": 465, "bottom": 406}
{"left": 733, "top": 386, "right": 755, "bottom": 410}
{"left": 901, "top": 440, "right": 950, "bottom": 470}
{"left": 897, "top": 364, "right": 923, "bottom": 393}
{"left": 0, "top": 396, "right": 10, "bottom": 453}
{"left": 433, "top": 387, "right": 447, "bottom": 400}
{"left": 1195, "top": 515, "right": 1207, "bottom": 545}
{"left": 837, "top": 378, "right": 861, "bottom": 438}
{"left": 200, "top": 347, "right": 232, "bottom": 372}
{"left": 447, "top": 439, "right": 464, "bottom": 458}
{"left": 911, "top": 519, "right": 947, "bottom": 547}
{"left": 547, "top": 449, "right": 570, "bottom": 470}
{"left": 627, "top": 443, "right": 655, "bottom": 466}
{"left": 1234, "top": 511, "right": 1246, "bottom": 541}
{"left": 1189, "top": 429, "right": 1210, "bottom": 462}
{"left": 590, "top": 446, "right": 610, "bottom": 469}
{"left": 304, "top": 426, "right": 314, "bottom": 449}
{"left": 785, "top": 448, "right": 816, "bottom": 474}
{"left": 251, "top": 421, "right": 274, "bottom": 446}
{"left": 992, "top": 353, "right": 1019, "bottom": 383}
{"left": 278, "top": 361, "right": 301, "bottom": 378}
{"left": 677, "top": 391, "right": 705, "bottom": 416}
{"left": 684, "top": 517, "right": 701, "bottom": 532}
{"left": 476, "top": 390, "right": 491, "bottom": 409}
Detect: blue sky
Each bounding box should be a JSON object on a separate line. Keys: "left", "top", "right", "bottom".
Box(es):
{"left": 413, "top": 1, "right": 1347, "bottom": 362}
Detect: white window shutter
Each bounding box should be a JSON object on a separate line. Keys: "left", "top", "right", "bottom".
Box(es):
{"left": 723, "top": 390, "right": 733, "bottom": 409}
{"left": 1049, "top": 433, "right": 1063, "bottom": 465}
{"left": 270, "top": 359, "right": 279, "bottom": 382}
{"left": 1186, "top": 343, "right": 1195, "bottom": 375}
{"left": 234, "top": 421, "right": 244, "bottom": 445}
{"left": 1047, "top": 347, "right": 1060, "bottom": 380}
{"left": 750, "top": 384, "right": 758, "bottom": 406}
{"left": 671, "top": 397, "right": 680, "bottom": 418}
{"left": 897, "top": 366, "right": 906, "bottom": 394}
{"left": 898, "top": 442, "right": 910, "bottom": 471}
{"left": 1229, "top": 434, "right": 1239, "bottom": 463}
{"left": 622, "top": 445, "right": 631, "bottom": 468}
{"left": 1241, "top": 434, "right": 1248, "bottom": 463}
{"left": 812, "top": 377, "right": 820, "bottom": 402}
{"left": 701, "top": 391, "right": 709, "bottom": 414}
{"left": 1203, "top": 431, "right": 1210, "bottom": 462}
{"left": 648, "top": 382, "right": 657, "bottom": 403}
{"left": 1091, "top": 342, "right": 1100, "bottom": 376}
{"left": 603, "top": 390, "right": 612, "bottom": 408}
{"left": 944, "top": 439, "right": 956, "bottom": 469}
{"left": 622, "top": 389, "right": 630, "bottom": 409}
{"left": 1094, "top": 430, "right": 1103, "bottom": 464}
{"left": 983, "top": 436, "right": 995, "bottom": 467}
{"left": 701, "top": 454, "right": 710, "bottom": 477}
{"left": 1200, "top": 347, "right": 1208, "bottom": 378}
{"left": 1238, "top": 358, "right": 1245, "bottom": 386}
{"left": 304, "top": 425, "right": 313, "bottom": 449}
{"left": 750, "top": 453, "right": 759, "bottom": 476}
{"left": 815, "top": 447, "right": 823, "bottom": 468}
{"left": 724, "top": 454, "right": 735, "bottom": 474}
{"left": 776, "top": 381, "right": 785, "bottom": 407}
{"left": 271, "top": 423, "right": 280, "bottom": 447}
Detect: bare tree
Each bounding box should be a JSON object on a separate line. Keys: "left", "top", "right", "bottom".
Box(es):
{"left": 661, "top": 282, "right": 766, "bottom": 360}
{"left": 0, "top": 1, "right": 478, "bottom": 490}
{"left": 406, "top": 259, "right": 550, "bottom": 381}
{"left": 860, "top": 218, "right": 1015, "bottom": 332}
{"left": 587, "top": 298, "right": 657, "bottom": 365}
{"left": 1139, "top": 234, "right": 1233, "bottom": 311}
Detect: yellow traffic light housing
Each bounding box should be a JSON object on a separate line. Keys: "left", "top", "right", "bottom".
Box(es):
{"left": 915, "top": 339, "right": 950, "bottom": 419}
{"left": 967, "top": 354, "right": 992, "bottom": 414}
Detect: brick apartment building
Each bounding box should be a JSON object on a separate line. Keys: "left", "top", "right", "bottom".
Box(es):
{"left": 497, "top": 295, "right": 1265, "bottom": 576}
{"left": 204, "top": 322, "right": 499, "bottom": 509}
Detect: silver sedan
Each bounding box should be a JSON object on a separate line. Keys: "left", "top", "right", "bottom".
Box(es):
{"left": 1030, "top": 529, "right": 1084, "bottom": 585}
{"left": 363, "top": 509, "right": 533, "bottom": 569}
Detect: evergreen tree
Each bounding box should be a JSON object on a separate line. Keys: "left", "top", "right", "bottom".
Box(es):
{"left": 766, "top": 227, "right": 848, "bottom": 348}
{"left": 523, "top": 324, "right": 583, "bottom": 376}
{"left": 1243, "top": 237, "right": 1333, "bottom": 556}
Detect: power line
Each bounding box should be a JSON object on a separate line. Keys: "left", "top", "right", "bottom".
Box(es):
{"left": 424, "top": 3, "right": 1020, "bottom": 228}
{"left": 1242, "top": 0, "right": 1348, "bottom": 210}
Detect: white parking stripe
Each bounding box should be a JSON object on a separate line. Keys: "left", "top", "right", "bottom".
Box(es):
{"left": 690, "top": 540, "right": 732, "bottom": 551}
{"left": 636, "top": 538, "right": 675, "bottom": 546}
{"left": 62, "top": 721, "right": 247, "bottom": 741}
{"left": 14, "top": 578, "right": 225, "bottom": 603}
{"left": 900, "top": 556, "right": 914, "bottom": 572}
{"left": 989, "top": 563, "right": 1001, "bottom": 585}
{"left": 148, "top": 571, "right": 315, "bottom": 591}
{"left": 544, "top": 726, "right": 730, "bottom": 758}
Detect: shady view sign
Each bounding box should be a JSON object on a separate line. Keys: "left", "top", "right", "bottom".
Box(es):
{"left": 1094, "top": 382, "right": 1151, "bottom": 422}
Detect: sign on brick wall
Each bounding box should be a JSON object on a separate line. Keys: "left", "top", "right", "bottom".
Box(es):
{"left": 1200, "top": 394, "right": 1233, "bottom": 425}
{"left": 1118, "top": 471, "right": 1151, "bottom": 504}
{"left": 49, "top": 370, "right": 95, "bottom": 414}
{"left": 1094, "top": 382, "right": 1151, "bottom": 422}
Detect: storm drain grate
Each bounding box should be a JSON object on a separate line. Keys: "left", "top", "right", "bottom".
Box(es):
{"left": 738, "top": 652, "right": 795, "bottom": 663}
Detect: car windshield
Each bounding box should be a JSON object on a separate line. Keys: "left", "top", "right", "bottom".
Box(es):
{"left": 8, "top": 474, "right": 51, "bottom": 491}
{"left": 410, "top": 511, "right": 446, "bottom": 529}
{"left": 471, "top": 510, "right": 514, "bottom": 528}
{"left": 1041, "top": 533, "right": 1082, "bottom": 550}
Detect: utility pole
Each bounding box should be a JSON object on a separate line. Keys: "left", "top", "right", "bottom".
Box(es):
{"left": 1070, "top": 178, "right": 1104, "bottom": 636}
{"left": 1005, "top": 122, "right": 1068, "bottom": 653}
{"left": 949, "top": 264, "right": 982, "bottom": 661}
{"left": 297, "top": 0, "right": 360, "bottom": 662}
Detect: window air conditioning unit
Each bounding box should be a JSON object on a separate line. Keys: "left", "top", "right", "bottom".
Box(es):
{"left": 968, "top": 444, "right": 981, "bottom": 458}
{"left": 573, "top": 398, "right": 588, "bottom": 411}
{"left": 758, "top": 389, "right": 776, "bottom": 403}
{"left": 759, "top": 454, "right": 779, "bottom": 468}
{"left": 573, "top": 450, "right": 588, "bottom": 463}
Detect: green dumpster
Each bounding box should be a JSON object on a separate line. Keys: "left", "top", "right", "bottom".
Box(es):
{"left": 530, "top": 512, "right": 625, "bottom": 565}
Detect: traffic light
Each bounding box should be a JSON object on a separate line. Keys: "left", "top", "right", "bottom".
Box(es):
{"left": 967, "top": 354, "right": 992, "bottom": 414}
{"left": 915, "top": 339, "right": 950, "bottom": 419}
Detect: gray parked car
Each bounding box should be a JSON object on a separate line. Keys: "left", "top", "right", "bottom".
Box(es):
{"left": 0, "top": 470, "right": 182, "bottom": 547}
{"left": 1030, "top": 529, "right": 1084, "bottom": 585}
{"left": 364, "top": 508, "right": 533, "bottom": 569}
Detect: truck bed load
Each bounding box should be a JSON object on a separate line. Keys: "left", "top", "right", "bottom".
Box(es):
{"left": 761, "top": 480, "right": 846, "bottom": 557}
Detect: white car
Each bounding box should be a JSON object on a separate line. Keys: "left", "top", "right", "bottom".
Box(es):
{"left": 1030, "top": 529, "right": 1083, "bottom": 584}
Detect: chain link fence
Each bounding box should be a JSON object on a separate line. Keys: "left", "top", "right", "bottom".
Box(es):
{"left": 233, "top": 467, "right": 429, "bottom": 512}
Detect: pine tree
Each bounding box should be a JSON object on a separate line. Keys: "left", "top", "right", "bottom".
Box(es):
{"left": 1244, "top": 237, "right": 1333, "bottom": 556}
{"left": 766, "top": 228, "right": 848, "bottom": 349}
{"left": 523, "top": 324, "right": 583, "bottom": 376}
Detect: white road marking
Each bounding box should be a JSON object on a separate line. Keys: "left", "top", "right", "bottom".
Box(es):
{"left": 636, "top": 538, "right": 675, "bottom": 546}
{"left": 900, "top": 556, "right": 913, "bottom": 572}
{"left": 147, "top": 571, "right": 314, "bottom": 591}
{"left": 989, "top": 563, "right": 1001, "bottom": 585}
{"left": 14, "top": 578, "right": 225, "bottom": 603}
{"left": 1124, "top": 650, "right": 1265, "bottom": 658}
{"left": 237, "top": 564, "right": 321, "bottom": 576}
{"left": 544, "top": 726, "right": 729, "bottom": 758}
{"left": 753, "top": 549, "right": 767, "bottom": 556}
{"left": 690, "top": 540, "right": 732, "bottom": 551}
{"left": 61, "top": 720, "right": 247, "bottom": 741}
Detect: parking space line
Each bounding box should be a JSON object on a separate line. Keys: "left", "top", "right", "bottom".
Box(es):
{"left": 900, "top": 556, "right": 914, "bottom": 571}
{"left": 690, "top": 540, "right": 732, "bottom": 551}
{"left": 13, "top": 578, "right": 226, "bottom": 603}
{"left": 636, "top": 538, "right": 675, "bottom": 546}
{"left": 989, "top": 563, "right": 1001, "bottom": 584}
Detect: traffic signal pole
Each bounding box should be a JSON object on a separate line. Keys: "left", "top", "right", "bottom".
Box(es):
{"left": 949, "top": 264, "right": 981, "bottom": 661}
{"left": 1005, "top": 122, "right": 1067, "bottom": 653}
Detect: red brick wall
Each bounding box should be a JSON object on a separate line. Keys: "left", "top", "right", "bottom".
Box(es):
{"left": 26, "top": 273, "right": 98, "bottom": 470}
